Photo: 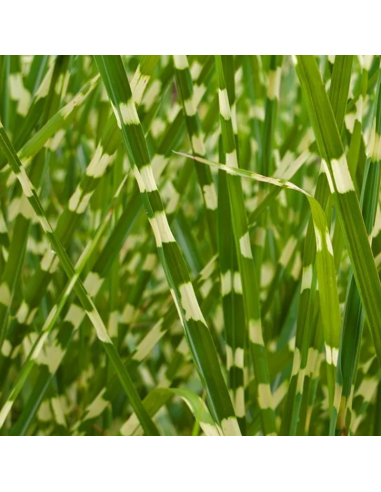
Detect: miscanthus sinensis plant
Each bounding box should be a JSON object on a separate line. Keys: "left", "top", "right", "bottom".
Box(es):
{"left": 0, "top": 55, "right": 380, "bottom": 436}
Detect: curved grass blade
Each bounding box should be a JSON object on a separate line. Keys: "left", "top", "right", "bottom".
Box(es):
{"left": 120, "top": 387, "right": 221, "bottom": 437}
{"left": 176, "top": 151, "right": 342, "bottom": 432}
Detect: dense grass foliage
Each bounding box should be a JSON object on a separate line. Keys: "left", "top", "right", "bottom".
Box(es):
{"left": 0, "top": 55, "right": 380, "bottom": 436}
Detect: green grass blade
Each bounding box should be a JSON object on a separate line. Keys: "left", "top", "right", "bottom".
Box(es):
{"left": 94, "top": 55, "right": 240, "bottom": 435}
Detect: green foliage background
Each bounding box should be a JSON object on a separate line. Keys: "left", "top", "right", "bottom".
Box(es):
{"left": 0, "top": 55, "right": 380, "bottom": 436}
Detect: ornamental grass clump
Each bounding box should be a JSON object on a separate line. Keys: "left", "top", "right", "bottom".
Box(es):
{"left": 0, "top": 55, "right": 380, "bottom": 436}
